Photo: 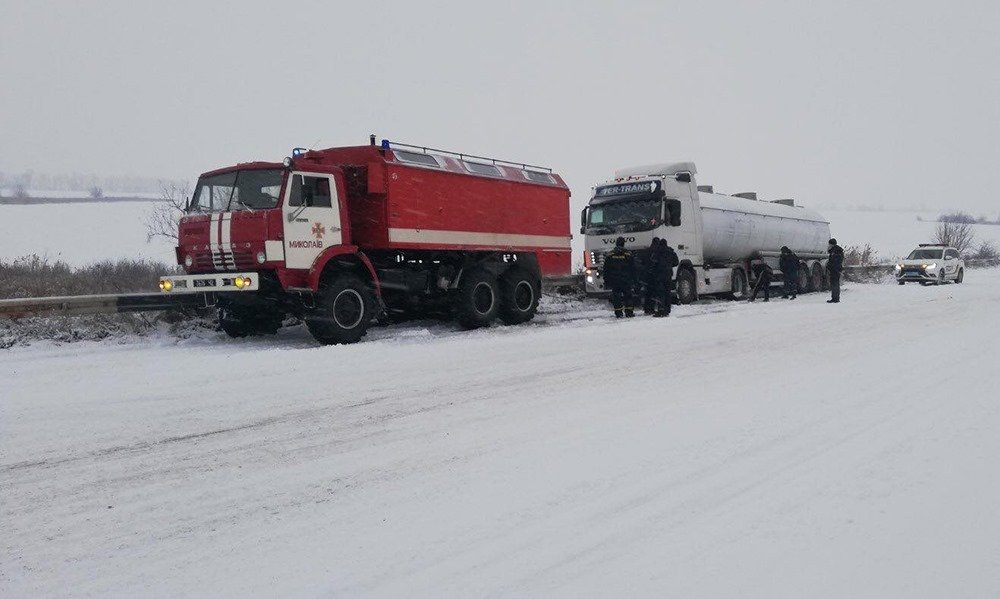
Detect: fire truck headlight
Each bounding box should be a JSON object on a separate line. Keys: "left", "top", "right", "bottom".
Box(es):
{"left": 184, "top": 254, "right": 193, "bottom": 268}
{"left": 256, "top": 251, "right": 266, "bottom": 264}
{"left": 159, "top": 279, "right": 173, "bottom": 292}
{"left": 586, "top": 275, "right": 594, "bottom": 284}
{"left": 234, "top": 276, "right": 252, "bottom": 289}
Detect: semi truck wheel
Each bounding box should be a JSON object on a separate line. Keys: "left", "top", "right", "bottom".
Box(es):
{"left": 729, "top": 268, "right": 747, "bottom": 300}
{"left": 797, "top": 266, "right": 810, "bottom": 294}
{"left": 455, "top": 268, "right": 500, "bottom": 329}
{"left": 306, "top": 274, "right": 374, "bottom": 345}
{"left": 811, "top": 263, "right": 825, "bottom": 292}
{"left": 498, "top": 267, "right": 539, "bottom": 325}
{"left": 676, "top": 269, "right": 697, "bottom": 304}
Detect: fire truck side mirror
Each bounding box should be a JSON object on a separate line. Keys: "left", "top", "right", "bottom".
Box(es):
{"left": 675, "top": 173, "right": 691, "bottom": 183}
{"left": 580, "top": 207, "right": 587, "bottom": 232}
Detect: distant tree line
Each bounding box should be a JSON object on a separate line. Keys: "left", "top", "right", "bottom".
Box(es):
{"left": 937, "top": 211, "right": 1000, "bottom": 226}
{"left": 0, "top": 169, "right": 187, "bottom": 195}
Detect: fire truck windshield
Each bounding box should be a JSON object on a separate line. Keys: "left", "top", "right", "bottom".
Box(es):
{"left": 586, "top": 197, "right": 661, "bottom": 233}
{"left": 189, "top": 169, "right": 284, "bottom": 212}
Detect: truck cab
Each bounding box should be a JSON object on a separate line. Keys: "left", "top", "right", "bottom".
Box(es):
{"left": 581, "top": 163, "right": 704, "bottom": 300}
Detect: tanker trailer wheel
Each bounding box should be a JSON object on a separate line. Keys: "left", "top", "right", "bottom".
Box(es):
{"left": 797, "top": 264, "right": 811, "bottom": 294}
{"left": 811, "top": 263, "right": 825, "bottom": 293}
{"left": 498, "top": 267, "right": 540, "bottom": 325}
{"left": 729, "top": 267, "right": 748, "bottom": 300}
{"left": 455, "top": 268, "right": 500, "bottom": 329}
{"left": 676, "top": 269, "right": 697, "bottom": 305}
{"left": 306, "top": 273, "right": 374, "bottom": 345}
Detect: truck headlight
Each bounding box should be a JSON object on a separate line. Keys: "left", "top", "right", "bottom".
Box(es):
{"left": 925, "top": 263, "right": 937, "bottom": 270}
{"left": 894, "top": 264, "right": 902, "bottom": 271}
{"left": 256, "top": 251, "right": 266, "bottom": 264}
{"left": 184, "top": 254, "right": 194, "bottom": 268}
{"left": 586, "top": 275, "right": 594, "bottom": 283}
{"left": 234, "top": 276, "right": 252, "bottom": 289}
{"left": 159, "top": 279, "right": 173, "bottom": 292}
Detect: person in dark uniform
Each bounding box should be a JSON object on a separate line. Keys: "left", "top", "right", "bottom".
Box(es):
{"left": 826, "top": 238, "right": 845, "bottom": 303}
{"left": 603, "top": 237, "right": 637, "bottom": 318}
{"left": 748, "top": 262, "right": 774, "bottom": 302}
{"left": 779, "top": 246, "right": 799, "bottom": 299}
{"left": 652, "top": 238, "right": 679, "bottom": 317}
{"left": 642, "top": 237, "right": 660, "bottom": 315}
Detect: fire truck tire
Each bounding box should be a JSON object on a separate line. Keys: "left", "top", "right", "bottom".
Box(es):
{"left": 219, "top": 307, "right": 282, "bottom": 338}
{"left": 455, "top": 268, "right": 500, "bottom": 329}
{"left": 676, "top": 269, "right": 697, "bottom": 305}
{"left": 498, "top": 267, "right": 540, "bottom": 325}
{"left": 306, "top": 274, "right": 374, "bottom": 345}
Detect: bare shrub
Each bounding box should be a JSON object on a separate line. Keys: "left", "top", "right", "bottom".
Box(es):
{"left": 971, "top": 240, "right": 1000, "bottom": 261}
{"left": 844, "top": 243, "right": 880, "bottom": 266}
{"left": 0, "top": 255, "right": 178, "bottom": 299}
{"left": 144, "top": 182, "right": 190, "bottom": 243}
{"left": 89, "top": 186, "right": 104, "bottom": 199}
{"left": 934, "top": 221, "right": 976, "bottom": 255}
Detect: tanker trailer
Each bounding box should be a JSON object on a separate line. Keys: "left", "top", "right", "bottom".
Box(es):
{"left": 580, "top": 162, "right": 831, "bottom": 303}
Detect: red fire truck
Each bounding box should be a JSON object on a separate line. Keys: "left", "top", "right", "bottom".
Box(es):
{"left": 158, "top": 137, "right": 572, "bottom": 344}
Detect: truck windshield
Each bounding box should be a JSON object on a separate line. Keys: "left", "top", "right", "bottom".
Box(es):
{"left": 189, "top": 169, "right": 284, "bottom": 213}
{"left": 907, "top": 249, "right": 943, "bottom": 260}
{"left": 587, "top": 198, "right": 661, "bottom": 233}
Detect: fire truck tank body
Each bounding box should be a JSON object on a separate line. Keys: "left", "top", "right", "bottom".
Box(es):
{"left": 698, "top": 192, "right": 830, "bottom": 262}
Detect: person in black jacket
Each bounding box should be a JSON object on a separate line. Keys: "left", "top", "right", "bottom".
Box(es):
{"left": 642, "top": 237, "right": 660, "bottom": 314}
{"left": 826, "top": 238, "right": 845, "bottom": 303}
{"left": 779, "top": 246, "right": 799, "bottom": 299}
{"left": 748, "top": 262, "right": 774, "bottom": 302}
{"left": 603, "top": 237, "right": 637, "bottom": 318}
{"left": 652, "top": 238, "right": 679, "bottom": 317}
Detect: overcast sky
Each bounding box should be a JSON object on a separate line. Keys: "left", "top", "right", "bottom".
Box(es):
{"left": 3, "top": 0, "right": 999, "bottom": 217}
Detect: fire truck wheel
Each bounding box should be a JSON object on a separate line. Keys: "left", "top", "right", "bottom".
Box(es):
{"left": 219, "top": 307, "right": 282, "bottom": 338}
{"left": 455, "top": 268, "right": 500, "bottom": 329}
{"left": 676, "top": 269, "right": 697, "bottom": 304}
{"left": 306, "top": 274, "right": 374, "bottom": 345}
{"left": 498, "top": 267, "right": 539, "bottom": 325}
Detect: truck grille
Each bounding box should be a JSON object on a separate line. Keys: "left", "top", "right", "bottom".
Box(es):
{"left": 193, "top": 248, "right": 257, "bottom": 271}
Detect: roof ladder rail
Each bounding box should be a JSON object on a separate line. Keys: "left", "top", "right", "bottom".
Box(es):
{"left": 378, "top": 139, "right": 553, "bottom": 173}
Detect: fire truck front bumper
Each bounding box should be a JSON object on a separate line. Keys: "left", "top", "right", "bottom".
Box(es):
{"left": 158, "top": 272, "right": 260, "bottom": 294}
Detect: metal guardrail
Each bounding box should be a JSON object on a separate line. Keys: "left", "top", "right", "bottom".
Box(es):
{"left": 0, "top": 292, "right": 210, "bottom": 319}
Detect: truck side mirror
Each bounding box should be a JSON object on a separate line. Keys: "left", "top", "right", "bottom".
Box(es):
{"left": 675, "top": 173, "right": 691, "bottom": 183}
{"left": 580, "top": 207, "right": 588, "bottom": 233}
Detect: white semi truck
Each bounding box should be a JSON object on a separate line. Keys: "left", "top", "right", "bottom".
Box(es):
{"left": 581, "top": 162, "right": 831, "bottom": 302}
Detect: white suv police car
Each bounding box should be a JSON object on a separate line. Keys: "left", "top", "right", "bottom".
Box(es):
{"left": 895, "top": 244, "right": 965, "bottom": 285}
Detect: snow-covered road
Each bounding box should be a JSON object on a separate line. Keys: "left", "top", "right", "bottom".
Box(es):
{"left": 3, "top": 275, "right": 999, "bottom": 597}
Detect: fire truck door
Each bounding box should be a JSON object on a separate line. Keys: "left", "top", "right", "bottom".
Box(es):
{"left": 282, "top": 172, "right": 343, "bottom": 270}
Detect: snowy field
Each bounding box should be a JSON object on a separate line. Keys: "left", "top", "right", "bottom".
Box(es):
{"left": 3, "top": 272, "right": 1000, "bottom": 597}
{"left": 0, "top": 201, "right": 176, "bottom": 266}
